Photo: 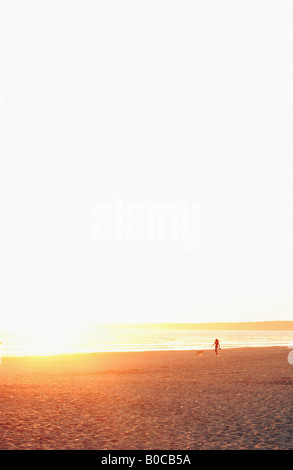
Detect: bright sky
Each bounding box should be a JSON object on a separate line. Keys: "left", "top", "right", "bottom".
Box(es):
{"left": 0, "top": 1, "right": 293, "bottom": 332}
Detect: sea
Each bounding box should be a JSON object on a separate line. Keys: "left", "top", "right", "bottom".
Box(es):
{"left": 1, "top": 326, "right": 293, "bottom": 357}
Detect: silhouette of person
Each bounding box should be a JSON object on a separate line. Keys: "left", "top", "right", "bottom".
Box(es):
{"left": 211, "top": 338, "right": 220, "bottom": 355}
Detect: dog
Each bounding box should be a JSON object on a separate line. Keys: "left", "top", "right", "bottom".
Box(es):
{"left": 196, "top": 350, "right": 204, "bottom": 357}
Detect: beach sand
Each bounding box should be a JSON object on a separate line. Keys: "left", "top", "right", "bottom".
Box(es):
{"left": 0, "top": 347, "right": 292, "bottom": 450}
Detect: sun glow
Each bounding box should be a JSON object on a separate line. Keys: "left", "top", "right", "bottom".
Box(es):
{"left": 22, "top": 324, "right": 75, "bottom": 355}
{"left": 2, "top": 317, "right": 93, "bottom": 356}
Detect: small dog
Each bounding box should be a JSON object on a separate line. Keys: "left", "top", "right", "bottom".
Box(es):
{"left": 196, "top": 350, "right": 204, "bottom": 356}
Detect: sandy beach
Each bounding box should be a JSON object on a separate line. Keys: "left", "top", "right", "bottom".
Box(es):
{"left": 0, "top": 347, "right": 292, "bottom": 450}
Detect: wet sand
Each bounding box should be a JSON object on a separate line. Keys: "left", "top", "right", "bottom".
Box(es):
{"left": 0, "top": 347, "right": 293, "bottom": 450}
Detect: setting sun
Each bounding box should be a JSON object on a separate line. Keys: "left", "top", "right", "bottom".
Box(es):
{"left": 4, "top": 317, "right": 89, "bottom": 356}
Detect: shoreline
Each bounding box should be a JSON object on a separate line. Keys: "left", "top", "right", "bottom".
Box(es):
{"left": 0, "top": 343, "right": 290, "bottom": 360}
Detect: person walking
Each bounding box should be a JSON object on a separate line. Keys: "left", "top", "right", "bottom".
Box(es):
{"left": 211, "top": 338, "right": 220, "bottom": 356}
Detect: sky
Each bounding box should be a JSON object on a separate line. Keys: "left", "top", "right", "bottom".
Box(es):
{"left": 0, "top": 1, "right": 293, "bottom": 332}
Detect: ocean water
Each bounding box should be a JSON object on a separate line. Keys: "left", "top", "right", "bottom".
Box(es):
{"left": 1, "top": 327, "right": 293, "bottom": 357}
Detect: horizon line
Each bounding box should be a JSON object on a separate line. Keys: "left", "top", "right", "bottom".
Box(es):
{"left": 99, "top": 320, "right": 293, "bottom": 330}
